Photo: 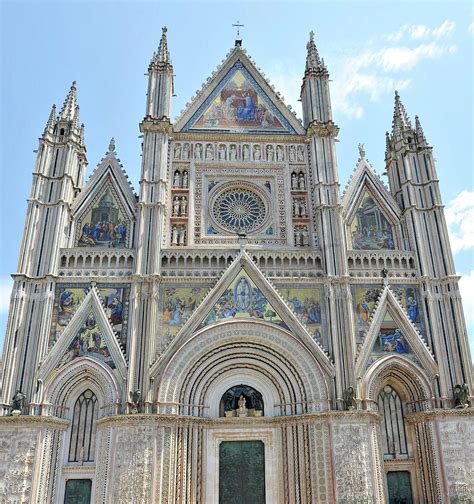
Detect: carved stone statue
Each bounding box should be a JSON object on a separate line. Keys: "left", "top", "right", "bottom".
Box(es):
{"left": 206, "top": 144, "right": 213, "bottom": 160}
{"left": 237, "top": 394, "right": 248, "bottom": 417}
{"left": 358, "top": 143, "right": 366, "bottom": 160}
{"left": 267, "top": 145, "right": 274, "bottom": 161}
{"left": 11, "top": 390, "right": 27, "bottom": 414}
{"left": 174, "top": 143, "right": 181, "bottom": 159}
{"left": 171, "top": 226, "right": 179, "bottom": 245}
{"left": 194, "top": 143, "right": 202, "bottom": 160}
{"left": 182, "top": 170, "right": 188, "bottom": 188}
{"left": 130, "top": 389, "right": 141, "bottom": 413}
{"left": 173, "top": 171, "right": 181, "bottom": 187}
{"left": 289, "top": 145, "right": 296, "bottom": 162}
{"left": 298, "top": 172, "right": 306, "bottom": 190}
{"left": 182, "top": 143, "right": 190, "bottom": 160}
{"left": 243, "top": 144, "right": 250, "bottom": 161}
{"left": 453, "top": 383, "right": 471, "bottom": 408}
{"left": 276, "top": 145, "right": 284, "bottom": 161}
{"left": 173, "top": 196, "right": 180, "bottom": 216}
{"left": 219, "top": 145, "right": 226, "bottom": 160}
{"left": 291, "top": 172, "right": 297, "bottom": 189}
{"left": 343, "top": 386, "right": 357, "bottom": 410}
{"left": 179, "top": 196, "right": 187, "bottom": 216}
{"left": 297, "top": 146, "right": 305, "bottom": 162}
{"left": 253, "top": 145, "right": 261, "bottom": 161}
{"left": 229, "top": 144, "right": 237, "bottom": 161}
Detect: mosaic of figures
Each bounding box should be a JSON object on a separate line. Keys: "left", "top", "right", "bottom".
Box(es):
{"left": 349, "top": 190, "right": 395, "bottom": 250}
{"left": 173, "top": 141, "right": 305, "bottom": 163}
{"left": 60, "top": 312, "right": 116, "bottom": 370}
{"left": 352, "top": 284, "right": 423, "bottom": 348}
{"left": 187, "top": 64, "right": 290, "bottom": 132}
{"left": 161, "top": 286, "right": 209, "bottom": 344}
{"left": 50, "top": 285, "right": 129, "bottom": 350}
{"left": 77, "top": 186, "right": 129, "bottom": 248}
{"left": 280, "top": 287, "right": 325, "bottom": 347}
{"left": 199, "top": 272, "right": 287, "bottom": 329}
{"left": 367, "top": 311, "right": 421, "bottom": 369}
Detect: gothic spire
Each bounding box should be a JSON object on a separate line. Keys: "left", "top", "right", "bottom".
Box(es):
{"left": 72, "top": 105, "right": 80, "bottom": 128}
{"left": 44, "top": 104, "right": 56, "bottom": 133}
{"left": 151, "top": 26, "right": 171, "bottom": 66}
{"left": 392, "top": 90, "right": 412, "bottom": 135}
{"left": 306, "top": 31, "right": 322, "bottom": 72}
{"left": 415, "top": 115, "right": 426, "bottom": 142}
{"left": 59, "top": 81, "right": 77, "bottom": 121}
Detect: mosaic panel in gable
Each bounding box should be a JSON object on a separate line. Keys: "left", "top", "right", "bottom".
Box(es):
{"left": 76, "top": 182, "right": 131, "bottom": 248}
{"left": 352, "top": 284, "right": 425, "bottom": 352}
{"left": 278, "top": 285, "right": 326, "bottom": 350}
{"left": 193, "top": 165, "right": 287, "bottom": 245}
{"left": 159, "top": 285, "right": 210, "bottom": 347}
{"left": 349, "top": 190, "right": 395, "bottom": 250}
{"left": 184, "top": 62, "right": 296, "bottom": 134}
{"left": 199, "top": 271, "right": 288, "bottom": 330}
{"left": 50, "top": 284, "right": 130, "bottom": 351}
{"left": 60, "top": 311, "right": 116, "bottom": 370}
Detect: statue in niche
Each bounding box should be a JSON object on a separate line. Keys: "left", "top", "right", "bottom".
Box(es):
{"left": 298, "top": 172, "right": 306, "bottom": 190}
{"left": 299, "top": 201, "right": 307, "bottom": 217}
{"left": 291, "top": 172, "right": 297, "bottom": 189}
{"left": 179, "top": 196, "right": 187, "bottom": 216}
{"left": 453, "top": 383, "right": 471, "bottom": 408}
{"left": 302, "top": 228, "right": 309, "bottom": 246}
{"left": 173, "top": 171, "right": 181, "bottom": 188}
{"left": 182, "top": 143, "right": 190, "bottom": 160}
{"left": 130, "top": 389, "right": 141, "bottom": 414}
{"left": 253, "top": 145, "right": 261, "bottom": 161}
{"left": 11, "top": 390, "right": 27, "bottom": 415}
{"left": 238, "top": 394, "right": 248, "bottom": 417}
{"left": 219, "top": 145, "right": 226, "bottom": 160}
{"left": 343, "top": 387, "right": 357, "bottom": 410}
{"left": 267, "top": 144, "right": 274, "bottom": 161}
{"left": 172, "top": 196, "right": 180, "bottom": 216}
{"left": 171, "top": 226, "right": 179, "bottom": 245}
{"left": 182, "top": 170, "right": 188, "bottom": 188}
{"left": 195, "top": 143, "right": 202, "bottom": 160}
{"left": 289, "top": 145, "right": 296, "bottom": 162}
{"left": 276, "top": 145, "right": 284, "bottom": 161}
{"left": 297, "top": 146, "right": 305, "bottom": 162}
{"left": 243, "top": 144, "right": 250, "bottom": 161}
{"left": 178, "top": 228, "right": 186, "bottom": 246}
{"left": 294, "top": 228, "right": 302, "bottom": 246}
{"left": 292, "top": 199, "right": 298, "bottom": 217}
{"left": 229, "top": 144, "right": 237, "bottom": 161}
{"left": 206, "top": 144, "right": 213, "bottom": 160}
{"left": 174, "top": 143, "right": 181, "bottom": 159}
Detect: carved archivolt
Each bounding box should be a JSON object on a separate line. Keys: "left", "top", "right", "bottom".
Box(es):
{"left": 43, "top": 357, "right": 121, "bottom": 417}
{"left": 155, "top": 320, "right": 330, "bottom": 416}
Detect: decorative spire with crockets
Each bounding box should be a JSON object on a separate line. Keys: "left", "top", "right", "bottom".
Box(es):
{"left": 151, "top": 26, "right": 171, "bottom": 66}
{"left": 44, "top": 104, "right": 56, "bottom": 133}
{"left": 392, "top": 90, "right": 412, "bottom": 135}
{"left": 306, "top": 31, "right": 322, "bottom": 72}
{"left": 59, "top": 81, "right": 77, "bottom": 120}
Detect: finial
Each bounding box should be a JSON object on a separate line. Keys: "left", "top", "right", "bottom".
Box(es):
{"left": 152, "top": 26, "right": 171, "bottom": 65}
{"left": 44, "top": 104, "right": 57, "bottom": 133}
{"left": 310, "top": 30, "right": 315, "bottom": 42}
{"left": 358, "top": 143, "right": 366, "bottom": 160}
{"left": 306, "top": 30, "right": 321, "bottom": 71}
{"left": 232, "top": 20, "right": 245, "bottom": 41}
{"left": 108, "top": 137, "right": 116, "bottom": 153}
{"left": 392, "top": 90, "right": 412, "bottom": 135}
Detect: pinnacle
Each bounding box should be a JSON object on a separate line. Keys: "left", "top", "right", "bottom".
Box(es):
{"left": 392, "top": 90, "right": 412, "bottom": 134}
{"left": 306, "top": 30, "right": 322, "bottom": 72}
{"left": 152, "top": 26, "right": 171, "bottom": 65}
{"left": 44, "top": 104, "right": 56, "bottom": 132}
{"left": 59, "top": 81, "right": 78, "bottom": 121}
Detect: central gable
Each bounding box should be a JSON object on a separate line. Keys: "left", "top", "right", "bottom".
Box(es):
{"left": 175, "top": 47, "right": 304, "bottom": 135}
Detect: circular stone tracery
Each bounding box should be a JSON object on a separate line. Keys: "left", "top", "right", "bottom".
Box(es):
{"left": 212, "top": 187, "right": 266, "bottom": 234}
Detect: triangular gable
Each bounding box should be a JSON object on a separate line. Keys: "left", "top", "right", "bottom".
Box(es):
{"left": 355, "top": 286, "right": 437, "bottom": 378}
{"left": 72, "top": 148, "right": 136, "bottom": 248}
{"left": 342, "top": 159, "right": 402, "bottom": 251}
{"left": 151, "top": 250, "right": 334, "bottom": 377}
{"left": 40, "top": 288, "right": 127, "bottom": 380}
{"left": 175, "top": 47, "right": 305, "bottom": 135}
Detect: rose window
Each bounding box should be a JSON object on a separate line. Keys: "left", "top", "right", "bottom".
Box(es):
{"left": 212, "top": 187, "right": 267, "bottom": 234}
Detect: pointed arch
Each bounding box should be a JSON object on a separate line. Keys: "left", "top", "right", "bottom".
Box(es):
{"left": 355, "top": 286, "right": 437, "bottom": 379}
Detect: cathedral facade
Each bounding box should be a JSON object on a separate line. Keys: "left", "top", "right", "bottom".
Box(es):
{"left": 0, "top": 28, "right": 472, "bottom": 503}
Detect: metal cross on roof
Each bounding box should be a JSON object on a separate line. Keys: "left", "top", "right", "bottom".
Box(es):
{"left": 232, "top": 20, "right": 245, "bottom": 38}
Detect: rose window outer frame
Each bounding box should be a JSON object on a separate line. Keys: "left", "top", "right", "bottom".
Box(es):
{"left": 209, "top": 181, "right": 271, "bottom": 236}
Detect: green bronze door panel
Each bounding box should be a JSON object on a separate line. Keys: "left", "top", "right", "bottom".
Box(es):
{"left": 386, "top": 471, "right": 413, "bottom": 504}
{"left": 64, "top": 479, "right": 92, "bottom": 504}
{"left": 219, "top": 440, "right": 266, "bottom": 504}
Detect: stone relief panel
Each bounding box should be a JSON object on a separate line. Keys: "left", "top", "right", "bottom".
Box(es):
{"left": 332, "top": 423, "right": 376, "bottom": 504}
{"left": 439, "top": 419, "right": 474, "bottom": 502}
{"left": 0, "top": 429, "right": 37, "bottom": 503}
{"left": 110, "top": 426, "right": 155, "bottom": 504}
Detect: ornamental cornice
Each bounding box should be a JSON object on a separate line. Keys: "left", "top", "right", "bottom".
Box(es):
{"left": 96, "top": 409, "right": 381, "bottom": 428}
{"left": 306, "top": 122, "right": 339, "bottom": 138}
{"left": 405, "top": 407, "right": 474, "bottom": 424}
{"left": 139, "top": 119, "right": 173, "bottom": 134}
{"left": 171, "top": 132, "right": 307, "bottom": 143}
{"left": 0, "top": 415, "right": 69, "bottom": 430}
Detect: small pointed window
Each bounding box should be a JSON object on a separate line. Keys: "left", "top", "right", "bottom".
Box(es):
{"left": 377, "top": 385, "right": 408, "bottom": 459}
{"left": 68, "top": 389, "right": 98, "bottom": 463}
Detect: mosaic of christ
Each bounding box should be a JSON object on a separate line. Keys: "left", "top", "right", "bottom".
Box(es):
{"left": 193, "top": 69, "right": 286, "bottom": 131}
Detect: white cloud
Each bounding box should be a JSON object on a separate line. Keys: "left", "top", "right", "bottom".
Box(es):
{"left": 446, "top": 191, "right": 474, "bottom": 254}
{"left": 385, "top": 20, "right": 455, "bottom": 42}
{"left": 0, "top": 276, "right": 13, "bottom": 315}
{"left": 459, "top": 270, "right": 474, "bottom": 330}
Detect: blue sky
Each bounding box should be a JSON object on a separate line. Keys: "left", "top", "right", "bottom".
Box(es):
{"left": 0, "top": 1, "right": 473, "bottom": 352}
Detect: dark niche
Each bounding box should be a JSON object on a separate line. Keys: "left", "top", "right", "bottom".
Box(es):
{"left": 219, "top": 384, "right": 264, "bottom": 418}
